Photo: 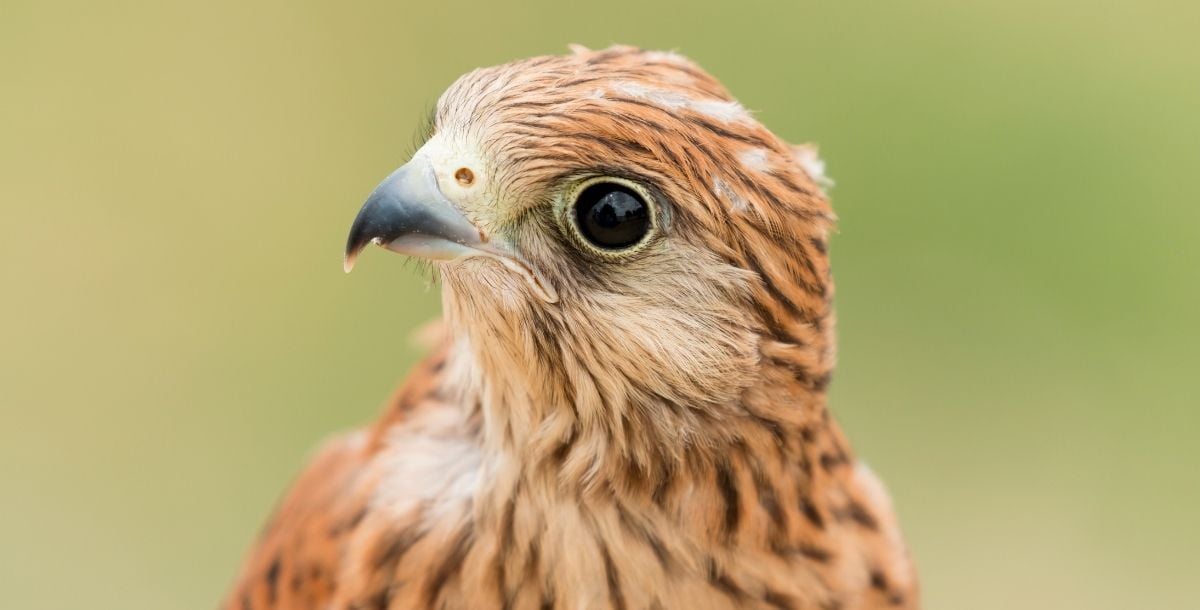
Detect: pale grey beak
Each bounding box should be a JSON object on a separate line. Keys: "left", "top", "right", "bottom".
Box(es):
{"left": 343, "top": 157, "right": 558, "bottom": 303}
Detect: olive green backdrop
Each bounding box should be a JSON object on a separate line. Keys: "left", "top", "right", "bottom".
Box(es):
{"left": 2, "top": 1, "right": 1197, "bottom": 608}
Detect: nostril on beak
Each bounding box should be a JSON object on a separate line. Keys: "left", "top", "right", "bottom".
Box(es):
{"left": 454, "top": 167, "right": 475, "bottom": 186}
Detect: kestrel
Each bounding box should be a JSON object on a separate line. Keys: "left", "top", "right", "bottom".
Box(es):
{"left": 225, "top": 45, "right": 918, "bottom": 610}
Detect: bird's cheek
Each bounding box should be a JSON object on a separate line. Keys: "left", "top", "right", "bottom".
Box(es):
{"left": 443, "top": 247, "right": 560, "bottom": 306}
{"left": 442, "top": 257, "right": 556, "bottom": 309}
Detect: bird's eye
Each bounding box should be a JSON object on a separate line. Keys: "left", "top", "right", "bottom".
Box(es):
{"left": 570, "top": 181, "right": 652, "bottom": 252}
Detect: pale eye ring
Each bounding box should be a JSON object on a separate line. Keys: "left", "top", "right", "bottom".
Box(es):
{"left": 564, "top": 177, "right": 658, "bottom": 255}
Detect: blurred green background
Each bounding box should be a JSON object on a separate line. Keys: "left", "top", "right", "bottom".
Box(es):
{"left": 2, "top": 1, "right": 1197, "bottom": 608}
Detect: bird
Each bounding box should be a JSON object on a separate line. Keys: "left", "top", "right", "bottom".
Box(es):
{"left": 223, "top": 45, "right": 918, "bottom": 610}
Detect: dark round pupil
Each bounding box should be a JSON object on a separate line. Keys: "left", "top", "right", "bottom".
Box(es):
{"left": 574, "top": 183, "right": 649, "bottom": 250}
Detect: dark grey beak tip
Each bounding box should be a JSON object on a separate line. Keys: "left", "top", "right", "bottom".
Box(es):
{"left": 343, "top": 167, "right": 415, "bottom": 273}
{"left": 343, "top": 201, "right": 381, "bottom": 273}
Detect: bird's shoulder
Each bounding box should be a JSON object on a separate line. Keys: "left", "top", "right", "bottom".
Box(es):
{"left": 835, "top": 460, "right": 921, "bottom": 609}
{"left": 223, "top": 338, "right": 475, "bottom": 610}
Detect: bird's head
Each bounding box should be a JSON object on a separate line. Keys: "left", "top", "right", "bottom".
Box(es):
{"left": 347, "top": 46, "right": 835, "bottom": 464}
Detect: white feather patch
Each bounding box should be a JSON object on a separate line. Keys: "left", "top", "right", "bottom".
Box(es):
{"left": 713, "top": 178, "right": 750, "bottom": 212}
{"left": 738, "top": 147, "right": 770, "bottom": 172}
{"left": 373, "top": 406, "right": 482, "bottom": 520}
{"left": 610, "top": 81, "right": 750, "bottom": 123}
{"left": 793, "top": 144, "right": 834, "bottom": 191}
{"left": 640, "top": 50, "right": 689, "bottom": 64}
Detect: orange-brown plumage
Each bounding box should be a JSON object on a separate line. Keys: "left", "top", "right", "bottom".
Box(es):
{"left": 225, "top": 45, "right": 918, "bottom": 610}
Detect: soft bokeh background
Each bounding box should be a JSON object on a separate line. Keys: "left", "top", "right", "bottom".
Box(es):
{"left": 3, "top": 1, "right": 1197, "bottom": 608}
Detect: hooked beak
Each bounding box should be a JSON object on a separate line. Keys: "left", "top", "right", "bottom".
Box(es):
{"left": 344, "top": 157, "right": 558, "bottom": 303}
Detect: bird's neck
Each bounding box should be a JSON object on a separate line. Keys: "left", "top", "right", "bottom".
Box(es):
{"left": 440, "top": 320, "right": 846, "bottom": 512}
{"left": 428, "top": 326, "right": 860, "bottom": 576}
